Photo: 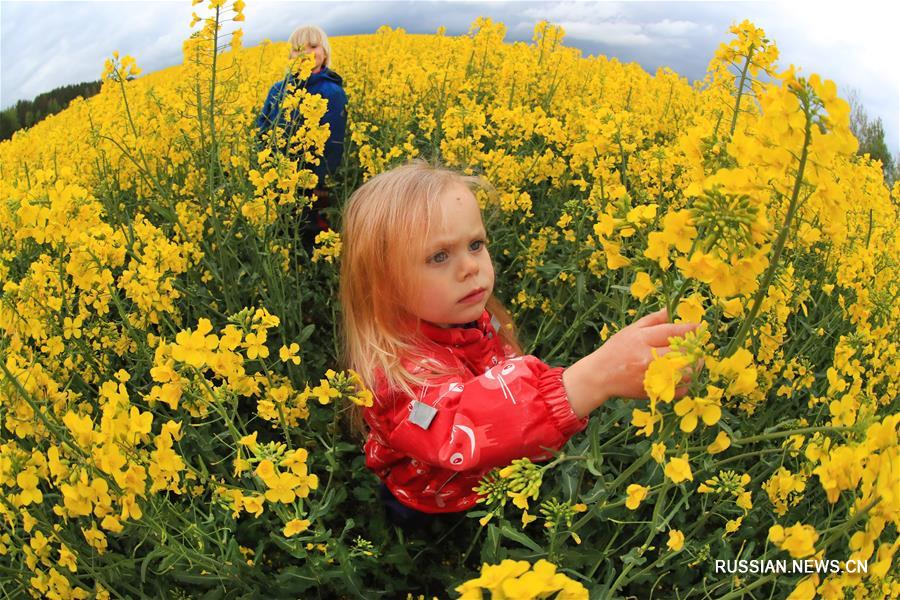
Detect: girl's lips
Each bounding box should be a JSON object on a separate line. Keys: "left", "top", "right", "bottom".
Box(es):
{"left": 459, "top": 289, "right": 486, "bottom": 304}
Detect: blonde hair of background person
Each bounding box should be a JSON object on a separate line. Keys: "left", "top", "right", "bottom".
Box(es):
{"left": 287, "top": 25, "right": 331, "bottom": 70}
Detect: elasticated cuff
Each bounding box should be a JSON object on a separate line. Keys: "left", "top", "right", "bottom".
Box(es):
{"left": 539, "top": 366, "right": 590, "bottom": 438}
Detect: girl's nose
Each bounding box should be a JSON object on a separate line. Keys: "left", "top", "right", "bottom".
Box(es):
{"left": 459, "top": 254, "right": 479, "bottom": 278}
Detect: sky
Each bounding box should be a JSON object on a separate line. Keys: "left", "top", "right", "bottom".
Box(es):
{"left": 1, "top": 0, "right": 898, "bottom": 154}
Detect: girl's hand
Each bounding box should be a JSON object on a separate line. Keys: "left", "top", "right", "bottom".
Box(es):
{"left": 563, "top": 308, "right": 702, "bottom": 417}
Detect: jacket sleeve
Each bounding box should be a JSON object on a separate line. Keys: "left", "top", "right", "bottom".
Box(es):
{"left": 370, "top": 356, "right": 589, "bottom": 473}
{"left": 320, "top": 85, "right": 348, "bottom": 177}
{"left": 255, "top": 82, "right": 282, "bottom": 133}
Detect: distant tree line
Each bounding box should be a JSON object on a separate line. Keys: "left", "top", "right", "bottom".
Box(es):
{"left": 847, "top": 89, "right": 898, "bottom": 186}
{"left": 1, "top": 80, "right": 102, "bottom": 141}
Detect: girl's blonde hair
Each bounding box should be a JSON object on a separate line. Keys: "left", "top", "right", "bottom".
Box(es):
{"left": 288, "top": 25, "right": 332, "bottom": 68}
{"left": 339, "top": 160, "right": 522, "bottom": 437}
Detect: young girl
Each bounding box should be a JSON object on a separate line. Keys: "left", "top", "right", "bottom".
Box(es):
{"left": 339, "top": 161, "right": 700, "bottom": 524}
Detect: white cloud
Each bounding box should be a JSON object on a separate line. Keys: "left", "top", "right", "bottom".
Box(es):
{"left": 521, "top": 1, "right": 622, "bottom": 23}
{"left": 558, "top": 20, "right": 651, "bottom": 46}
{"left": 1, "top": 1, "right": 195, "bottom": 107}
{"left": 645, "top": 19, "right": 698, "bottom": 38}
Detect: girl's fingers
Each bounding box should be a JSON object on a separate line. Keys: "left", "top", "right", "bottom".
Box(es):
{"left": 635, "top": 307, "right": 669, "bottom": 328}
{"left": 649, "top": 346, "right": 671, "bottom": 359}
{"left": 644, "top": 322, "right": 699, "bottom": 346}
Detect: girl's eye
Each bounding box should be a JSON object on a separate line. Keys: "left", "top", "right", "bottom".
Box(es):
{"left": 430, "top": 251, "right": 449, "bottom": 264}
{"left": 470, "top": 240, "right": 486, "bottom": 251}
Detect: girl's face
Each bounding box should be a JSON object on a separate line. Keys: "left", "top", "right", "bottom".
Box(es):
{"left": 407, "top": 183, "right": 495, "bottom": 328}
{"left": 290, "top": 41, "right": 326, "bottom": 71}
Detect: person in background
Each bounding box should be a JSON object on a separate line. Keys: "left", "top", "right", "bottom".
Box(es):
{"left": 257, "top": 25, "right": 348, "bottom": 253}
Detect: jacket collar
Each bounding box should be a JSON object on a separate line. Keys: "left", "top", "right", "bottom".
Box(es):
{"left": 417, "top": 310, "right": 494, "bottom": 348}
{"left": 287, "top": 67, "right": 343, "bottom": 87}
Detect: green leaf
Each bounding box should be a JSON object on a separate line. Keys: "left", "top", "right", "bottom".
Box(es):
{"left": 621, "top": 547, "right": 647, "bottom": 567}
{"left": 481, "top": 524, "right": 501, "bottom": 564}
{"left": 581, "top": 480, "right": 607, "bottom": 504}
{"left": 499, "top": 524, "right": 544, "bottom": 553}
{"left": 298, "top": 323, "right": 316, "bottom": 342}
{"left": 273, "top": 566, "right": 319, "bottom": 594}
{"left": 586, "top": 457, "right": 604, "bottom": 477}
{"left": 561, "top": 468, "right": 578, "bottom": 499}
{"left": 157, "top": 552, "right": 181, "bottom": 574}
{"left": 352, "top": 486, "right": 375, "bottom": 502}
{"left": 140, "top": 548, "right": 168, "bottom": 583}
{"left": 199, "top": 588, "right": 225, "bottom": 600}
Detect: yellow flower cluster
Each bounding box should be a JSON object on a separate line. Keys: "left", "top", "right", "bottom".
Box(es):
{"left": 148, "top": 308, "right": 281, "bottom": 417}
{"left": 311, "top": 369, "right": 373, "bottom": 407}
{"left": 698, "top": 470, "right": 753, "bottom": 514}
{"left": 768, "top": 522, "right": 819, "bottom": 559}
{"left": 762, "top": 466, "right": 806, "bottom": 516}
{"left": 311, "top": 230, "right": 343, "bottom": 264}
{"left": 456, "top": 558, "right": 588, "bottom": 600}
{"left": 224, "top": 435, "right": 317, "bottom": 521}
{"left": 102, "top": 51, "right": 142, "bottom": 82}
{"left": 497, "top": 457, "right": 544, "bottom": 510}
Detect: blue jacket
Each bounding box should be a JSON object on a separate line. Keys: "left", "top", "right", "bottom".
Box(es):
{"left": 256, "top": 68, "right": 348, "bottom": 187}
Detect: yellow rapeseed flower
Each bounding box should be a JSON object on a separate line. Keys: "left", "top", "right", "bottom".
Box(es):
{"left": 630, "top": 272, "right": 657, "bottom": 300}
{"left": 631, "top": 409, "right": 662, "bottom": 437}
{"left": 664, "top": 454, "right": 693, "bottom": 484}
{"left": 283, "top": 519, "right": 311, "bottom": 537}
{"left": 707, "top": 430, "right": 731, "bottom": 454}
{"left": 674, "top": 395, "right": 722, "bottom": 432}
{"left": 311, "top": 379, "right": 341, "bottom": 405}
{"left": 651, "top": 442, "right": 667, "bottom": 464}
{"left": 279, "top": 342, "right": 302, "bottom": 365}
{"left": 768, "top": 523, "right": 819, "bottom": 559}
{"left": 667, "top": 529, "right": 685, "bottom": 551}
{"left": 625, "top": 484, "right": 649, "bottom": 510}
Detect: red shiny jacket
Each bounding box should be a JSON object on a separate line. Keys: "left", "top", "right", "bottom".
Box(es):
{"left": 363, "top": 310, "right": 589, "bottom": 513}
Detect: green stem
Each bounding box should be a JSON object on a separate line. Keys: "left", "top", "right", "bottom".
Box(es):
{"left": 733, "top": 425, "right": 850, "bottom": 446}
{"left": 208, "top": 7, "right": 221, "bottom": 189}
{"left": 675, "top": 425, "right": 852, "bottom": 456}
{"left": 607, "top": 452, "right": 652, "bottom": 493}
{"left": 729, "top": 46, "right": 755, "bottom": 137}
{"left": 543, "top": 294, "right": 610, "bottom": 359}
{"left": 610, "top": 481, "right": 671, "bottom": 593}
{"left": 725, "top": 96, "right": 813, "bottom": 357}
